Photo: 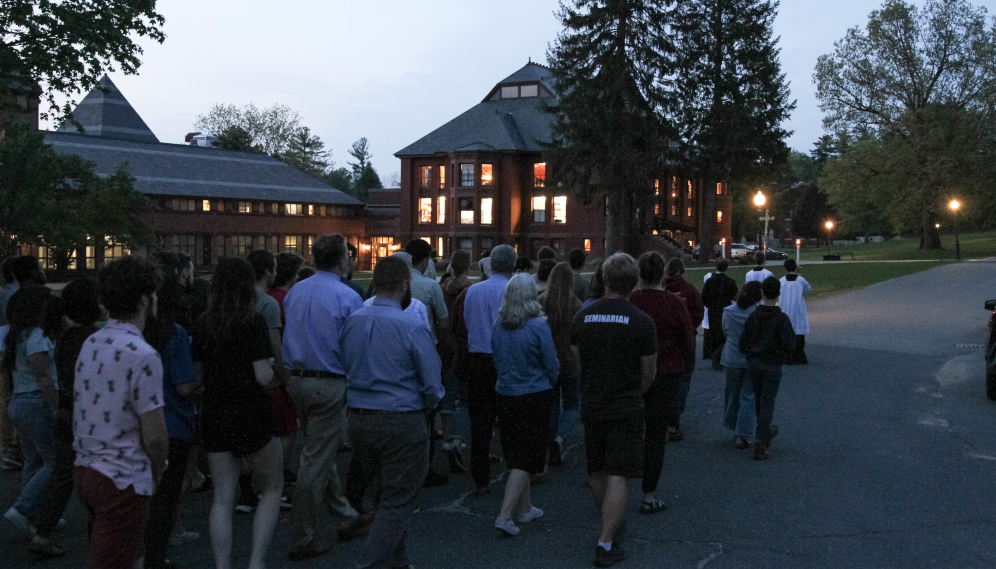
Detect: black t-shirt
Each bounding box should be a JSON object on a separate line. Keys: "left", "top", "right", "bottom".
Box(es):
{"left": 192, "top": 313, "right": 274, "bottom": 412}
{"left": 571, "top": 298, "right": 658, "bottom": 421}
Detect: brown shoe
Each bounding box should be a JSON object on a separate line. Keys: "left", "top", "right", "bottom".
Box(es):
{"left": 288, "top": 538, "right": 333, "bottom": 562}
{"left": 338, "top": 511, "right": 375, "bottom": 542}
{"left": 734, "top": 436, "right": 749, "bottom": 449}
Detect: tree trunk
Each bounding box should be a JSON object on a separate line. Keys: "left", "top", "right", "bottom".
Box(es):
{"left": 921, "top": 208, "right": 941, "bottom": 249}
{"left": 699, "top": 173, "right": 717, "bottom": 256}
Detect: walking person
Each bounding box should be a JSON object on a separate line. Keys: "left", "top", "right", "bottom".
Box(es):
{"left": 143, "top": 264, "right": 202, "bottom": 569}
{"left": 701, "top": 258, "right": 739, "bottom": 370}
{"left": 534, "top": 259, "right": 556, "bottom": 296}
{"left": 630, "top": 252, "right": 694, "bottom": 515}
{"left": 438, "top": 249, "right": 473, "bottom": 473}
{"left": 3, "top": 286, "right": 62, "bottom": 538}
{"left": 193, "top": 257, "right": 283, "bottom": 569}
{"left": 664, "top": 258, "right": 703, "bottom": 441}
{"left": 721, "top": 282, "right": 763, "bottom": 450}
{"left": 74, "top": 256, "right": 169, "bottom": 569}
{"left": 740, "top": 277, "right": 796, "bottom": 461}
{"left": 462, "top": 244, "right": 517, "bottom": 495}
{"left": 492, "top": 274, "right": 559, "bottom": 536}
{"left": 779, "top": 260, "right": 811, "bottom": 365}
{"left": 340, "top": 256, "right": 444, "bottom": 569}
{"left": 282, "top": 234, "right": 371, "bottom": 560}
{"left": 744, "top": 251, "right": 773, "bottom": 285}
{"left": 571, "top": 253, "right": 658, "bottom": 566}
{"left": 538, "top": 263, "right": 581, "bottom": 468}
{"left": 30, "top": 278, "right": 101, "bottom": 558}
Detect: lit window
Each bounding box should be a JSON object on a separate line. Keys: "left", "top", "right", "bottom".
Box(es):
{"left": 308, "top": 205, "right": 315, "bottom": 215}
{"left": 285, "top": 203, "right": 302, "bottom": 215}
{"left": 655, "top": 204, "right": 660, "bottom": 215}
{"left": 437, "top": 196, "right": 446, "bottom": 224}
{"left": 285, "top": 236, "right": 300, "bottom": 255}
{"left": 459, "top": 197, "right": 474, "bottom": 225}
{"left": 421, "top": 236, "right": 431, "bottom": 247}
{"left": 104, "top": 237, "right": 130, "bottom": 262}
{"left": 655, "top": 180, "right": 660, "bottom": 196}
{"left": 584, "top": 238, "right": 591, "bottom": 252}
{"left": 553, "top": 196, "right": 567, "bottom": 223}
{"left": 437, "top": 237, "right": 444, "bottom": 257}
{"left": 202, "top": 200, "right": 211, "bottom": 211}
{"left": 687, "top": 207, "right": 693, "bottom": 217}
{"left": 421, "top": 166, "right": 432, "bottom": 188}
{"left": 460, "top": 164, "right": 474, "bottom": 186}
{"left": 238, "top": 201, "right": 252, "bottom": 213}
{"left": 533, "top": 163, "right": 546, "bottom": 187}
{"left": 501, "top": 86, "right": 519, "bottom": 98}
{"left": 671, "top": 205, "right": 677, "bottom": 216}
{"left": 481, "top": 164, "right": 493, "bottom": 186}
{"left": 687, "top": 181, "right": 693, "bottom": 199}
{"left": 307, "top": 236, "right": 313, "bottom": 257}
{"left": 481, "top": 198, "right": 493, "bottom": 225}
{"left": 419, "top": 198, "right": 432, "bottom": 223}
{"left": 717, "top": 210, "right": 723, "bottom": 223}
{"left": 520, "top": 85, "right": 538, "bottom": 97}
{"left": 717, "top": 183, "right": 723, "bottom": 195}
{"left": 533, "top": 196, "right": 546, "bottom": 223}
{"left": 439, "top": 165, "right": 446, "bottom": 189}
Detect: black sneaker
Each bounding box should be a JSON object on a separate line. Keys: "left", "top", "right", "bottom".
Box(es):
{"left": 423, "top": 469, "right": 448, "bottom": 488}
{"left": 593, "top": 544, "right": 626, "bottom": 567}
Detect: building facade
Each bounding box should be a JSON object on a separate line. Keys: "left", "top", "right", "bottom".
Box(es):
{"left": 395, "top": 62, "right": 732, "bottom": 261}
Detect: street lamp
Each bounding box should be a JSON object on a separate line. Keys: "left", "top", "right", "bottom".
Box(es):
{"left": 754, "top": 191, "right": 772, "bottom": 253}
{"left": 950, "top": 199, "right": 961, "bottom": 260}
{"left": 825, "top": 221, "right": 834, "bottom": 253}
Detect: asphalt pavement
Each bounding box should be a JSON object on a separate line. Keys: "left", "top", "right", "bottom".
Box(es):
{"left": 2, "top": 260, "right": 995, "bottom": 568}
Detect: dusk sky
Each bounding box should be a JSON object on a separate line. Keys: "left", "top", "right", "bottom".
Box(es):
{"left": 46, "top": 0, "right": 996, "bottom": 183}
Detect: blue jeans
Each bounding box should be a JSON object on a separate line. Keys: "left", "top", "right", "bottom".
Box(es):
{"left": 723, "top": 368, "right": 756, "bottom": 440}
{"left": 747, "top": 360, "right": 782, "bottom": 444}
{"left": 8, "top": 391, "right": 57, "bottom": 518}
{"left": 549, "top": 367, "right": 580, "bottom": 440}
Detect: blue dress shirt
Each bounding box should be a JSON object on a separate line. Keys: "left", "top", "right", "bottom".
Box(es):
{"left": 282, "top": 271, "right": 363, "bottom": 375}
{"left": 491, "top": 317, "right": 560, "bottom": 396}
{"left": 341, "top": 298, "right": 444, "bottom": 412}
{"left": 463, "top": 274, "right": 509, "bottom": 354}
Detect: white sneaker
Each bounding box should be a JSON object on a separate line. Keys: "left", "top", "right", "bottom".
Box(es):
{"left": 517, "top": 506, "right": 544, "bottom": 523}
{"left": 4, "top": 507, "right": 36, "bottom": 536}
{"left": 494, "top": 516, "right": 520, "bottom": 536}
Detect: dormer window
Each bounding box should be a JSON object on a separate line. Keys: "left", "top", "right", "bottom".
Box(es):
{"left": 501, "top": 86, "right": 519, "bottom": 98}
{"left": 521, "top": 85, "right": 538, "bottom": 97}
{"left": 498, "top": 84, "right": 541, "bottom": 99}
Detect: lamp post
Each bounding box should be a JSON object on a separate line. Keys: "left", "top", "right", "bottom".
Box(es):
{"left": 754, "top": 191, "right": 772, "bottom": 254}
{"left": 825, "top": 221, "right": 834, "bottom": 254}
{"left": 950, "top": 200, "right": 961, "bottom": 260}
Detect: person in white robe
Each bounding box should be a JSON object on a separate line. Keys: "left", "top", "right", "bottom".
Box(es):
{"left": 778, "top": 258, "right": 811, "bottom": 364}
{"left": 744, "top": 251, "right": 773, "bottom": 285}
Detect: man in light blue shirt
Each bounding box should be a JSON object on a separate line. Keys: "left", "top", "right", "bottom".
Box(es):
{"left": 282, "top": 234, "right": 370, "bottom": 561}
{"left": 460, "top": 244, "right": 516, "bottom": 494}
{"left": 341, "top": 256, "right": 443, "bottom": 569}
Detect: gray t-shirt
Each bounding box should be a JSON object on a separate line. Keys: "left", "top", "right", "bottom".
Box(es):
{"left": 13, "top": 327, "right": 57, "bottom": 394}
{"left": 256, "top": 289, "right": 282, "bottom": 330}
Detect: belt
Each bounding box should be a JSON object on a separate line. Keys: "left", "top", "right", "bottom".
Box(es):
{"left": 348, "top": 407, "right": 425, "bottom": 416}
{"left": 290, "top": 370, "right": 345, "bottom": 379}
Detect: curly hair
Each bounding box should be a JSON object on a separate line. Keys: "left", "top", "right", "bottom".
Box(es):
{"left": 99, "top": 256, "right": 162, "bottom": 320}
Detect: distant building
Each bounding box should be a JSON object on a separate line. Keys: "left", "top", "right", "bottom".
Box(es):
{"left": 394, "top": 61, "right": 732, "bottom": 261}
{"left": 38, "top": 76, "right": 376, "bottom": 270}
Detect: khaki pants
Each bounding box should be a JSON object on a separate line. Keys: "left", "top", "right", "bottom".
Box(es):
{"left": 286, "top": 376, "right": 358, "bottom": 552}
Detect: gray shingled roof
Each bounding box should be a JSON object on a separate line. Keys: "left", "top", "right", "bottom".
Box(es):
{"left": 44, "top": 131, "right": 362, "bottom": 205}
{"left": 395, "top": 63, "right": 557, "bottom": 157}
{"left": 56, "top": 75, "right": 160, "bottom": 144}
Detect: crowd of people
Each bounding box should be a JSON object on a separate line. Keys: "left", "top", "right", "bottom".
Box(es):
{"left": 0, "top": 238, "right": 812, "bottom": 568}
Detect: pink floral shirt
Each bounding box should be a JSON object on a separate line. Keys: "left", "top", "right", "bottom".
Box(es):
{"left": 73, "top": 320, "right": 164, "bottom": 496}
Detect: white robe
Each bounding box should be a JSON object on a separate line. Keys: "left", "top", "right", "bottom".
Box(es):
{"left": 702, "top": 272, "right": 712, "bottom": 329}
{"left": 778, "top": 275, "right": 811, "bottom": 334}
{"left": 745, "top": 267, "right": 773, "bottom": 285}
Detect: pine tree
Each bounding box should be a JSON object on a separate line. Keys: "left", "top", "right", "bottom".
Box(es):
{"left": 545, "top": 0, "right": 678, "bottom": 255}
{"left": 671, "top": 0, "right": 794, "bottom": 250}
{"left": 280, "top": 127, "right": 330, "bottom": 179}
{"left": 347, "top": 138, "right": 382, "bottom": 201}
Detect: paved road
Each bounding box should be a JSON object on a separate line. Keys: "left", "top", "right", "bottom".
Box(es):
{"left": 3, "top": 261, "right": 996, "bottom": 568}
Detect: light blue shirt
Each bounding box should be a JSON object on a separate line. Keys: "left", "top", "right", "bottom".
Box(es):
{"left": 282, "top": 271, "right": 363, "bottom": 374}
{"left": 491, "top": 317, "right": 560, "bottom": 396}
{"left": 341, "top": 298, "right": 444, "bottom": 412}
{"left": 13, "top": 327, "right": 57, "bottom": 394}
{"left": 464, "top": 274, "right": 509, "bottom": 354}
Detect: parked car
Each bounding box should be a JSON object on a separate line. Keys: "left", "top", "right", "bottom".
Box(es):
{"left": 730, "top": 243, "right": 750, "bottom": 259}
{"left": 743, "top": 245, "right": 788, "bottom": 261}
{"left": 986, "top": 299, "right": 996, "bottom": 400}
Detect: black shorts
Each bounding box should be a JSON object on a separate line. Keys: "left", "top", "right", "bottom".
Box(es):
{"left": 582, "top": 415, "right": 645, "bottom": 477}
{"left": 497, "top": 390, "right": 553, "bottom": 475}
{"left": 201, "top": 401, "right": 276, "bottom": 458}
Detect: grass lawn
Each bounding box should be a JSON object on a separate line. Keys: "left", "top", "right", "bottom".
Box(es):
{"left": 688, "top": 261, "right": 952, "bottom": 300}
{"left": 797, "top": 230, "right": 994, "bottom": 262}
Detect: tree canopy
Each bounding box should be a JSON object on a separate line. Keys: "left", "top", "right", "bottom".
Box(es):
{"left": 346, "top": 137, "right": 382, "bottom": 201}
{"left": 194, "top": 103, "right": 304, "bottom": 157}
{"left": 0, "top": 0, "right": 165, "bottom": 124}
{"left": 813, "top": 0, "right": 996, "bottom": 247}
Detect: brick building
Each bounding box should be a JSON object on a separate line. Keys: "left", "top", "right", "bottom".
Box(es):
{"left": 37, "top": 76, "right": 375, "bottom": 270}
{"left": 394, "top": 62, "right": 732, "bottom": 261}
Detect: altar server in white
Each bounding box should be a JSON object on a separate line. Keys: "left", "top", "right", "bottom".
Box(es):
{"left": 778, "top": 259, "right": 810, "bottom": 364}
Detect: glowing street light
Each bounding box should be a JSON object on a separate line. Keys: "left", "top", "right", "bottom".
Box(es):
{"left": 754, "top": 191, "right": 766, "bottom": 207}
{"left": 825, "top": 220, "right": 834, "bottom": 253}
{"left": 754, "top": 191, "right": 772, "bottom": 252}
{"left": 950, "top": 199, "right": 961, "bottom": 260}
